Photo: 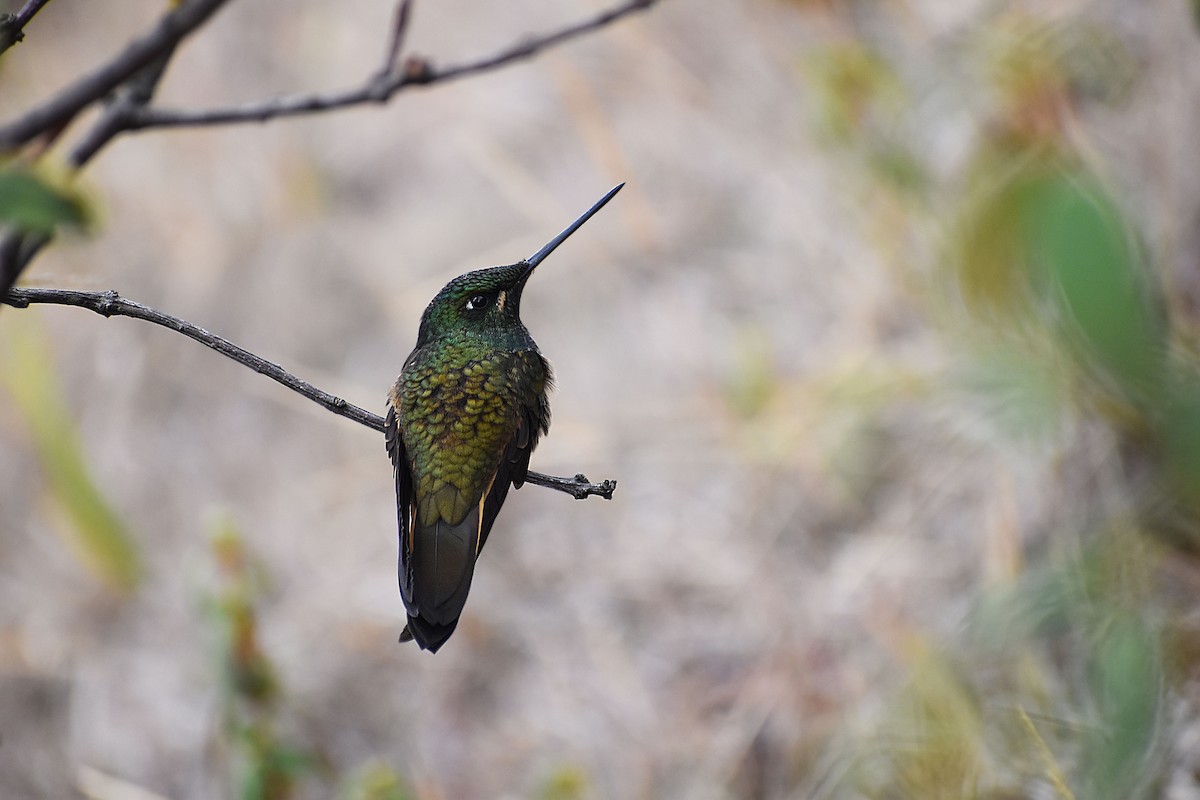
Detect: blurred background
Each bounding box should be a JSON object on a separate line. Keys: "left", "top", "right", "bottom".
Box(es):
{"left": 4, "top": 0, "right": 1200, "bottom": 797}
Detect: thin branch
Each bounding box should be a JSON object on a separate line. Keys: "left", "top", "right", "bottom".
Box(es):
{"left": 13, "top": 0, "right": 51, "bottom": 26}
{"left": 0, "top": 227, "right": 48, "bottom": 297}
{"left": 68, "top": 49, "right": 177, "bottom": 167}
{"left": 2, "top": 287, "right": 617, "bottom": 501}
{"left": 1, "top": 27, "right": 192, "bottom": 295}
{"left": 0, "top": 0, "right": 53, "bottom": 56}
{"left": 0, "top": 1, "right": 646, "bottom": 495}
{"left": 0, "top": 0, "right": 233, "bottom": 150}
{"left": 0, "top": 0, "right": 654, "bottom": 294}
{"left": 4, "top": 287, "right": 381, "bottom": 427}
{"left": 523, "top": 471, "right": 617, "bottom": 500}
{"left": 124, "top": 0, "right": 656, "bottom": 130}
{"left": 372, "top": 0, "right": 414, "bottom": 87}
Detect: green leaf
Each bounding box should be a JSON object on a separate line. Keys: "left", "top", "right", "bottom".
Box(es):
{"left": 804, "top": 42, "right": 905, "bottom": 144}
{"left": 1160, "top": 374, "right": 1200, "bottom": 510}
{"left": 345, "top": 763, "right": 411, "bottom": 800}
{"left": 951, "top": 152, "right": 1055, "bottom": 321}
{"left": 1025, "top": 176, "right": 1164, "bottom": 402}
{"left": 0, "top": 167, "right": 90, "bottom": 234}
{"left": 539, "top": 765, "right": 588, "bottom": 800}
{"left": 1082, "top": 613, "right": 1161, "bottom": 800}
{"left": 0, "top": 318, "right": 140, "bottom": 592}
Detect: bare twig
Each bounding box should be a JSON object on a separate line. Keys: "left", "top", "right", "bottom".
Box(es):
{"left": 2, "top": 287, "right": 618, "bottom": 501}
{"left": 10, "top": 0, "right": 52, "bottom": 28}
{"left": 0, "top": 0, "right": 233, "bottom": 150}
{"left": 0, "top": 0, "right": 54, "bottom": 56}
{"left": 0, "top": 0, "right": 654, "bottom": 296}
{"left": 524, "top": 471, "right": 617, "bottom": 500}
{"left": 68, "top": 49, "right": 177, "bottom": 167}
{"left": 0, "top": 2, "right": 646, "bottom": 496}
{"left": 4, "top": 287, "right": 381, "bottom": 427}
{"left": 372, "top": 0, "right": 414, "bottom": 88}
{"left": 1, "top": 25, "right": 194, "bottom": 295}
{"left": 124, "top": 0, "right": 656, "bottom": 130}
{"left": 0, "top": 230, "right": 49, "bottom": 290}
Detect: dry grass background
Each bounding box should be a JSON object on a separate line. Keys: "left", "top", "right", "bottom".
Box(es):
{"left": 4, "top": 0, "right": 1200, "bottom": 798}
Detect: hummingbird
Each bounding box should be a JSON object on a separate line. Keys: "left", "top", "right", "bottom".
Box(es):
{"left": 385, "top": 184, "right": 623, "bottom": 652}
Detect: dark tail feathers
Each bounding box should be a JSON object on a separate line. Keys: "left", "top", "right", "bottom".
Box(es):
{"left": 399, "top": 617, "right": 458, "bottom": 652}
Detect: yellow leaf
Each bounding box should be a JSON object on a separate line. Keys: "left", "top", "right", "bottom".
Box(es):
{"left": 1, "top": 316, "right": 140, "bottom": 592}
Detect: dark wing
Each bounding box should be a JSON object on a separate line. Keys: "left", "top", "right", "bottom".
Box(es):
{"left": 478, "top": 353, "right": 551, "bottom": 554}
{"left": 477, "top": 396, "right": 548, "bottom": 554}
{"left": 386, "top": 402, "right": 443, "bottom": 648}
{"left": 385, "top": 404, "right": 415, "bottom": 607}
{"left": 388, "top": 399, "right": 481, "bottom": 653}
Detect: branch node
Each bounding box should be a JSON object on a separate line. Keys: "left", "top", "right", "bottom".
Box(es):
{"left": 0, "top": 3, "right": 39, "bottom": 55}
{"left": 366, "top": 78, "right": 392, "bottom": 103}
{"left": 567, "top": 474, "right": 617, "bottom": 500}
{"left": 374, "top": 0, "right": 414, "bottom": 87}
{"left": 403, "top": 56, "right": 434, "bottom": 84}
{"left": 0, "top": 14, "right": 24, "bottom": 47}
{"left": 99, "top": 289, "right": 120, "bottom": 316}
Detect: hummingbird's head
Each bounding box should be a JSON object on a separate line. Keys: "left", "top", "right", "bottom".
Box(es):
{"left": 415, "top": 262, "right": 537, "bottom": 348}
{"left": 411, "top": 183, "right": 625, "bottom": 350}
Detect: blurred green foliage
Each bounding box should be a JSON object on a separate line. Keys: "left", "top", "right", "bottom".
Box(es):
{"left": 1083, "top": 611, "right": 1162, "bottom": 800}
{"left": 0, "top": 164, "right": 91, "bottom": 234}
{"left": 1, "top": 318, "right": 141, "bottom": 591}
{"left": 852, "top": 536, "right": 1166, "bottom": 799}
{"left": 1163, "top": 376, "right": 1200, "bottom": 503}
{"left": 955, "top": 163, "right": 1168, "bottom": 422}
{"left": 206, "top": 521, "right": 416, "bottom": 800}
{"left": 806, "top": 42, "right": 901, "bottom": 140}
{"left": 799, "top": 5, "right": 1195, "bottom": 798}
{"left": 1029, "top": 175, "right": 1163, "bottom": 401}
{"left": 537, "top": 765, "right": 589, "bottom": 800}
{"left": 207, "top": 520, "right": 309, "bottom": 800}
{"left": 343, "top": 762, "right": 412, "bottom": 800}
{"left": 804, "top": 41, "right": 926, "bottom": 195}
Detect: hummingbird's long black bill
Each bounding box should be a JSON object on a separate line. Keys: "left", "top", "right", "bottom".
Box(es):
{"left": 523, "top": 183, "right": 624, "bottom": 270}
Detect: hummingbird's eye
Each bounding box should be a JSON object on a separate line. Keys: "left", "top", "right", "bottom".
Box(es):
{"left": 465, "top": 293, "right": 491, "bottom": 312}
